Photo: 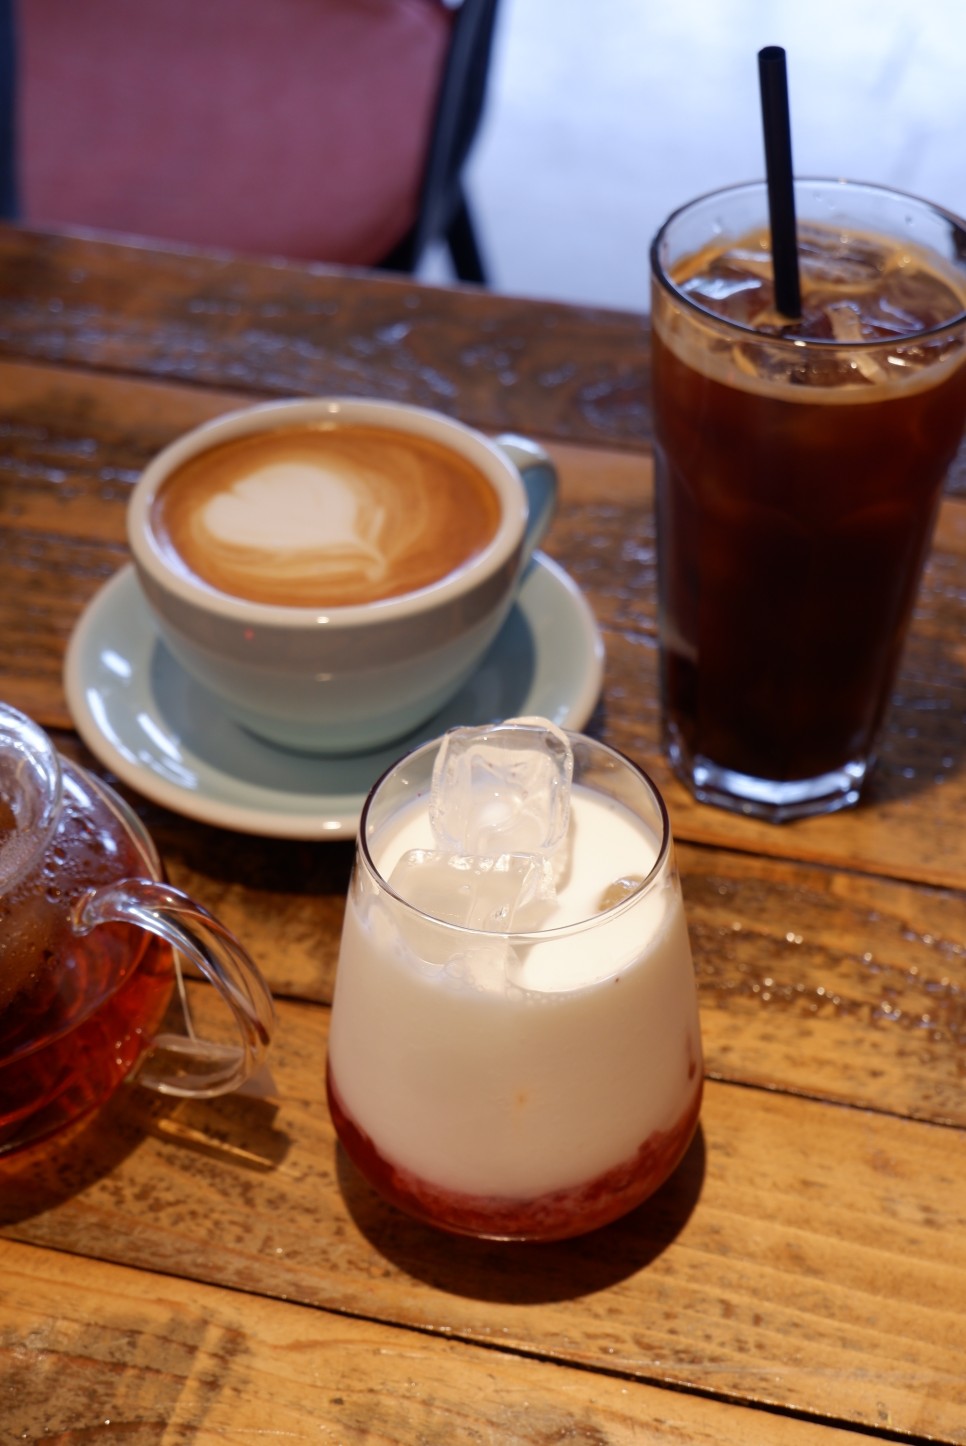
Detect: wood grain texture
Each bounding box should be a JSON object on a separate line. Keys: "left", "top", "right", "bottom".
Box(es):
{"left": 2, "top": 995, "right": 964, "bottom": 1443}
{"left": 3, "top": 227, "right": 966, "bottom": 1446}
{"left": 6, "top": 771, "right": 949, "bottom": 1135}
{"left": 683, "top": 843, "right": 966, "bottom": 1127}
{"left": 1, "top": 358, "right": 964, "bottom": 1133}
{"left": 136, "top": 822, "right": 966, "bottom": 1132}
{"left": 0, "top": 1238, "right": 890, "bottom": 1446}
{"left": 0, "top": 226, "right": 651, "bottom": 450}
{"left": 3, "top": 223, "right": 966, "bottom": 497}
{"left": 1, "top": 356, "right": 965, "bottom": 892}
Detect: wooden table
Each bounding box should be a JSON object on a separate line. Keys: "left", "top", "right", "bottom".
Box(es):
{"left": 1, "top": 224, "right": 964, "bottom": 1444}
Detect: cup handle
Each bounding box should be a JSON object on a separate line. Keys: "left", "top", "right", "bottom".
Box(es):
{"left": 72, "top": 880, "right": 275, "bottom": 1098}
{"left": 493, "top": 434, "right": 558, "bottom": 565}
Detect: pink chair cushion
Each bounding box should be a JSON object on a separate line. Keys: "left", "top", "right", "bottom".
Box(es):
{"left": 17, "top": 0, "right": 452, "bottom": 264}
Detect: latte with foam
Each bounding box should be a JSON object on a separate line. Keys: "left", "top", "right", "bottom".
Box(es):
{"left": 150, "top": 424, "right": 503, "bottom": 608}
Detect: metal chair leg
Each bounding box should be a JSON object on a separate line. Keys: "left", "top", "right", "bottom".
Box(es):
{"left": 0, "top": 0, "right": 17, "bottom": 220}
{"left": 446, "top": 191, "right": 486, "bottom": 285}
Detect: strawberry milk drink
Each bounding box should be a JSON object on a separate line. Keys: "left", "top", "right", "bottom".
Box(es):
{"left": 327, "top": 719, "right": 703, "bottom": 1241}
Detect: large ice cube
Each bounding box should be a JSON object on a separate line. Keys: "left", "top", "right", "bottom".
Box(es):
{"left": 383, "top": 850, "right": 529, "bottom": 988}
{"left": 429, "top": 718, "right": 573, "bottom": 862}
{"left": 389, "top": 849, "right": 552, "bottom": 933}
{"left": 825, "top": 302, "right": 889, "bottom": 382}
{"left": 442, "top": 939, "right": 525, "bottom": 994}
{"left": 796, "top": 223, "right": 889, "bottom": 288}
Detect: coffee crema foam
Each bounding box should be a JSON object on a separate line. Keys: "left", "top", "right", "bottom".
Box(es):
{"left": 150, "top": 425, "right": 504, "bottom": 607}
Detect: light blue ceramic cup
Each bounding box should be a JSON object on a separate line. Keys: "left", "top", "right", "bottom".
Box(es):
{"left": 127, "top": 397, "right": 557, "bottom": 753}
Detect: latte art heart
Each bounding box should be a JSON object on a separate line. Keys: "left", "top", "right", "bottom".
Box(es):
{"left": 202, "top": 463, "right": 391, "bottom": 584}
{"left": 150, "top": 425, "right": 503, "bottom": 607}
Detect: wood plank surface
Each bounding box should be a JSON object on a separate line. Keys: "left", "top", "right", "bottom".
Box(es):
{"left": 1, "top": 357, "right": 966, "bottom": 893}
{"left": 685, "top": 843, "right": 966, "bottom": 1128}
{"left": 0, "top": 225, "right": 651, "bottom": 452}
{"left": 4, "top": 222, "right": 966, "bottom": 497}
{"left": 117, "top": 814, "right": 966, "bottom": 1132}
{"left": 0, "top": 1238, "right": 890, "bottom": 1446}
{"left": 2, "top": 995, "right": 964, "bottom": 1443}
{"left": 1, "top": 357, "right": 965, "bottom": 1133}
{"left": 3, "top": 227, "right": 966, "bottom": 1446}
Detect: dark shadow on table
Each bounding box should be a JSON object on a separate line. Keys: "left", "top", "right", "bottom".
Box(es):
{"left": 0, "top": 1085, "right": 287, "bottom": 1226}
{"left": 336, "top": 1123, "right": 706, "bottom": 1304}
{"left": 863, "top": 625, "right": 966, "bottom": 808}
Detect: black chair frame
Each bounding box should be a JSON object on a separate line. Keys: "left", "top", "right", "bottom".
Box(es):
{"left": 380, "top": 0, "right": 499, "bottom": 283}
{"left": 0, "top": 0, "right": 498, "bottom": 284}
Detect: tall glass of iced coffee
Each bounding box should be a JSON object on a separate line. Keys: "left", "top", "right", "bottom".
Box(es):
{"left": 650, "top": 179, "right": 966, "bottom": 821}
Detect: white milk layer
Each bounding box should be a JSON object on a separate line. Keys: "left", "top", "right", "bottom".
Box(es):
{"left": 328, "top": 785, "right": 702, "bottom": 1198}
{"left": 203, "top": 463, "right": 385, "bottom": 572}
{"left": 151, "top": 424, "right": 503, "bottom": 607}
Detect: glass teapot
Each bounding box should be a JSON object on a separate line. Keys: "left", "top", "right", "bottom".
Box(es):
{"left": 0, "top": 703, "right": 275, "bottom": 1154}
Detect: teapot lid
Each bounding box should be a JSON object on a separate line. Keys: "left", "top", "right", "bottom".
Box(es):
{"left": 0, "top": 704, "right": 63, "bottom": 892}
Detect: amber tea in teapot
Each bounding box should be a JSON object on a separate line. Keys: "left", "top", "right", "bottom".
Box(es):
{"left": 0, "top": 704, "right": 274, "bottom": 1154}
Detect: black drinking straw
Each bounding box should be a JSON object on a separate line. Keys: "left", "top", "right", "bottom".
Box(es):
{"left": 758, "top": 45, "right": 802, "bottom": 320}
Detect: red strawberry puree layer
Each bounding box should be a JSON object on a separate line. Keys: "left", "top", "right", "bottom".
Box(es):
{"left": 327, "top": 1066, "right": 703, "bottom": 1241}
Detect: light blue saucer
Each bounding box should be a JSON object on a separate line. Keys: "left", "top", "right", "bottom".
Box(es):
{"left": 64, "top": 558, "right": 604, "bottom": 839}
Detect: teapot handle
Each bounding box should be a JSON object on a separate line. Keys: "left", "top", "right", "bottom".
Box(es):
{"left": 72, "top": 880, "right": 275, "bottom": 1098}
